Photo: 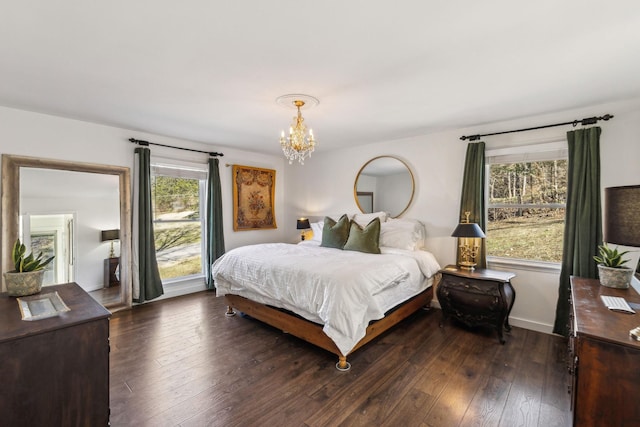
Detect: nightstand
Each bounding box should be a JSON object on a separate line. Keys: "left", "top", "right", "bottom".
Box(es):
{"left": 104, "top": 257, "right": 120, "bottom": 288}
{"left": 437, "top": 265, "right": 516, "bottom": 344}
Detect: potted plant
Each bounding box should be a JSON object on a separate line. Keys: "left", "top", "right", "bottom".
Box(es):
{"left": 593, "top": 244, "right": 634, "bottom": 289}
{"left": 3, "top": 239, "right": 55, "bottom": 296}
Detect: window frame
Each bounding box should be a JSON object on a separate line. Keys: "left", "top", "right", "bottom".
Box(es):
{"left": 485, "top": 141, "right": 567, "bottom": 271}
{"left": 150, "top": 162, "right": 208, "bottom": 284}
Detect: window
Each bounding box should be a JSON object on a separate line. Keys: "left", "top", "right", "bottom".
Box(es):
{"left": 486, "top": 143, "right": 567, "bottom": 263}
{"left": 151, "top": 164, "right": 207, "bottom": 281}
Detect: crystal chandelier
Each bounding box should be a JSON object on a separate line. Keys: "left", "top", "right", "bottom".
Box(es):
{"left": 279, "top": 99, "right": 317, "bottom": 165}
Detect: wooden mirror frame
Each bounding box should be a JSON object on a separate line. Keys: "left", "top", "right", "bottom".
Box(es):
{"left": 1, "top": 154, "right": 132, "bottom": 312}
{"left": 353, "top": 156, "right": 415, "bottom": 218}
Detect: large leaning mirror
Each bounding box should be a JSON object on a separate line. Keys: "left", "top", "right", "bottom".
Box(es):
{"left": 2, "top": 155, "right": 131, "bottom": 312}
{"left": 354, "top": 156, "right": 415, "bottom": 218}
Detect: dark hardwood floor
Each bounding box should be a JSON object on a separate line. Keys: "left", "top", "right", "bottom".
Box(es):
{"left": 89, "top": 284, "right": 121, "bottom": 306}
{"left": 109, "top": 291, "right": 571, "bottom": 427}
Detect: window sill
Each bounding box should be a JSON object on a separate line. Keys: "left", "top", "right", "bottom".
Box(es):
{"left": 487, "top": 257, "right": 561, "bottom": 274}
{"left": 139, "top": 275, "right": 207, "bottom": 304}
{"left": 162, "top": 274, "right": 204, "bottom": 286}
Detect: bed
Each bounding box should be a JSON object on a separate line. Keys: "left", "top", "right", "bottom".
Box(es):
{"left": 212, "top": 214, "right": 441, "bottom": 370}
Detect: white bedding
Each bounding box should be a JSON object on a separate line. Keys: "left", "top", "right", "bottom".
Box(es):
{"left": 212, "top": 241, "right": 440, "bottom": 355}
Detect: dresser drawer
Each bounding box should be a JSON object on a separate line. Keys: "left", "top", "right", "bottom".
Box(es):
{"left": 440, "top": 285, "right": 501, "bottom": 314}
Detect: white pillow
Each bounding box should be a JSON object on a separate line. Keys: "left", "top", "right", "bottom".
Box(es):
{"left": 352, "top": 211, "right": 388, "bottom": 227}
{"left": 310, "top": 221, "right": 324, "bottom": 242}
{"left": 379, "top": 218, "right": 426, "bottom": 251}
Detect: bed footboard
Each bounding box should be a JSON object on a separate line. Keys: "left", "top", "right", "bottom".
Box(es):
{"left": 223, "top": 286, "right": 433, "bottom": 371}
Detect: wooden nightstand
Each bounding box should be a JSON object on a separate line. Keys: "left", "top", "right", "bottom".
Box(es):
{"left": 104, "top": 257, "right": 120, "bottom": 288}
{"left": 437, "top": 265, "right": 516, "bottom": 343}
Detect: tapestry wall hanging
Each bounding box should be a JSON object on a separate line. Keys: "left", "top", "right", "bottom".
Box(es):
{"left": 232, "top": 165, "right": 277, "bottom": 231}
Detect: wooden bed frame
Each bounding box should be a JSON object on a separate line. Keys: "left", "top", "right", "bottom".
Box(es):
{"left": 224, "top": 284, "right": 435, "bottom": 371}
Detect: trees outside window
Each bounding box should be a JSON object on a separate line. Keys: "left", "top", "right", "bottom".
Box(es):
{"left": 151, "top": 166, "right": 206, "bottom": 281}
{"left": 487, "top": 158, "right": 567, "bottom": 263}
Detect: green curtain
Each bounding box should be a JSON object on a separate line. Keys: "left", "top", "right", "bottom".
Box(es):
{"left": 132, "top": 146, "right": 164, "bottom": 303}
{"left": 205, "top": 157, "right": 225, "bottom": 289}
{"left": 459, "top": 141, "right": 487, "bottom": 268}
{"left": 553, "top": 127, "right": 602, "bottom": 336}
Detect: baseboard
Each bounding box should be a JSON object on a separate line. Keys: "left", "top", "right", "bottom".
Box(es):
{"left": 508, "top": 317, "right": 554, "bottom": 335}
{"left": 429, "top": 300, "right": 554, "bottom": 335}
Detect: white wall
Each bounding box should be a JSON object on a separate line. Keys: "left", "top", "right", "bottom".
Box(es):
{"left": 0, "top": 106, "right": 289, "bottom": 298}
{"left": 284, "top": 98, "right": 640, "bottom": 334}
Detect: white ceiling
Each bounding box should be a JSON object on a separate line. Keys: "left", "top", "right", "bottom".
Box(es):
{"left": 2, "top": 1, "right": 640, "bottom": 155}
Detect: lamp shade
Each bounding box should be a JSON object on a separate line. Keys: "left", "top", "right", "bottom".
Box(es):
{"left": 451, "top": 222, "right": 486, "bottom": 238}
{"left": 604, "top": 185, "right": 640, "bottom": 246}
{"left": 101, "top": 229, "right": 120, "bottom": 242}
{"left": 296, "top": 218, "right": 311, "bottom": 230}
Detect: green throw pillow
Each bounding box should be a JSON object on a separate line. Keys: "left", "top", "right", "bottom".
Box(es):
{"left": 344, "top": 217, "right": 381, "bottom": 254}
{"left": 320, "top": 214, "right": 350, "bottom": 249}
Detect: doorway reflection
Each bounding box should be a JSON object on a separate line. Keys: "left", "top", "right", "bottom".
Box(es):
{"left": 24, "top": 213, "right": 75, "bottom": 285}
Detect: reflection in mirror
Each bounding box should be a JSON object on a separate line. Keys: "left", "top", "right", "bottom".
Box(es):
{"left": 356, "top": 192, "right": 373, "bottom": 213}
{"left": 24, "top": 213, "right": 75, "bottom": 285}
{"left": 354, "top": 156, "right": 415, "bottom": 218}
{"left": 20, "top": 169, "right": 120, "bottom": 303}
{"left": 2, "top": 155, "right": 131, "bottom": 312}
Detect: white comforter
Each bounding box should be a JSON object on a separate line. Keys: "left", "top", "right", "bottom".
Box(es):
{"left": 212, "top": 242, "right": 440, "bottom": 355}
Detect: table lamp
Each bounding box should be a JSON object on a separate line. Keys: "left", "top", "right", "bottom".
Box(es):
{"left": 604, "top": 185, "right": 640, "bottom": 247}
{"left": 101, "top": 229, "right": 120, "bottom": 258}
{"left": 296, "top": 218, "right": 311, "bottom": 241}
{"left": 451, "top": 212, "right": 486, "bottom": 270}
{"left": 604, "top": 185, "right": 640, "bottom": 282}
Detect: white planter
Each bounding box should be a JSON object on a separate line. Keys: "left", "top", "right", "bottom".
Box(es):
{"left": 597, "top": 265, "right": 634, "bottom": 289}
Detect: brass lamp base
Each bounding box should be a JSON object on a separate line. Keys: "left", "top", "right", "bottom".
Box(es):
{"left": 457, "top": 260, "right": 477, "bottom": 271}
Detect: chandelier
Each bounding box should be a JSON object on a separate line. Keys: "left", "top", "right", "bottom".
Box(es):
{"left": 279, "top": 98, "right": 317, "bottom": 165}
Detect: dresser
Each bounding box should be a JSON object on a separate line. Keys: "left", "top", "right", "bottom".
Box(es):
{"left": 437, "top": 265, "right": 516, "bottom": 344}
{"left": 0, "top": 282, "right": 111, "bottom": 426}
{"left": 569, "top": 276, "right": 640, "bottom": 426}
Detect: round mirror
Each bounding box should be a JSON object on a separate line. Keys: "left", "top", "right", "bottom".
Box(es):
{"left": 354, "top": 156, "right": 415, "bottom": 218}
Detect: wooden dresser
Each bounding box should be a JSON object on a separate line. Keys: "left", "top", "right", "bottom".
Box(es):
{"left": 569, "top": 276, "right": 640, "bottom": 426}
{"left": 0, "top": 282, "right": 111, "bottom": 426}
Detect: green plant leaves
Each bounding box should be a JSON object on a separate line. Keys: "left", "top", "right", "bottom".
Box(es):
{"left": 10, "top": 239, "right": 55, "bottom": 272}
{"left": 594, "top": 244, "right": 631, "bottom": 268}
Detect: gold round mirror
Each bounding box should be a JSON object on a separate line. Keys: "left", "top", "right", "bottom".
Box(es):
{"left": 354, "top": 156, "right": 415, "bottom": 218}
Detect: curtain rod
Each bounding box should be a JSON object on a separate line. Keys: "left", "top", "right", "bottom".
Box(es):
{"left": 460, "top": 114, "right": 614, "bottom": 141}
{"left": 129, "top": 138, "right": 224, "bottom": 157}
